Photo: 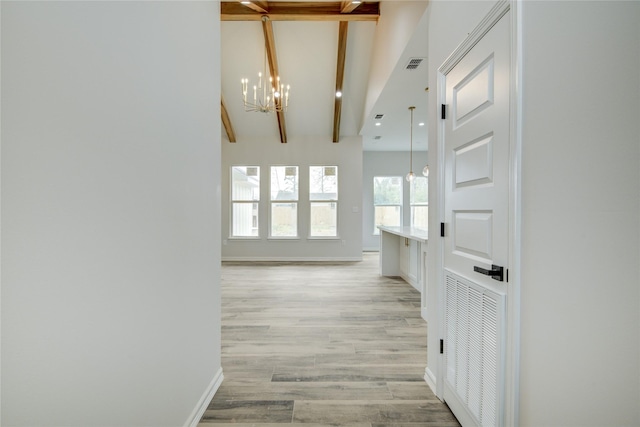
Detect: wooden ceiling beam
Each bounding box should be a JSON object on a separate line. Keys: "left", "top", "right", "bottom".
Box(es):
{"left": 237, "top": 0, "right": 269, "bottom": 14}
{"left": 221, "top": 96, "right": 237, "bottom": 143}
{"left": 340, "top": 0, "right": 362, "bottom": 14}
{"left": 333, "top": 21, "right": 348, "bottom": 143}
{"left": 221, "top": 1, "right": 379, "bottom": 21}
{"left": 262, "top": 16, "right": 288, "bottom": 143}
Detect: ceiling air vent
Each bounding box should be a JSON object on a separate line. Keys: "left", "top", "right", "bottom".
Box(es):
{"left": 374, "top": 114, "right": 384, "bottom": 120}
{"left": 405, "top": 58, "right": 424, "bottom": 70}
{"left": 374, "top": 136, "right": 382, "bottom": 140}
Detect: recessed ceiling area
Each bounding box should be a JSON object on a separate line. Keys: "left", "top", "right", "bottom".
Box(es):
{"left": 220, "top": 1, "right": 429, "bottom": 151}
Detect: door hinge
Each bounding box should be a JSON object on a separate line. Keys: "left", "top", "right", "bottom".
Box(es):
{"left": 506, "top": 268, "right": 509, "bottom": 283}
{"left": 440, "top": 339, "right": 444, "bottom": 354}
{"left": 440, "top": 222, "right": 445, "bottom": 237}
{"left": 441, "top": 104, "right": 446, "bottom": 120}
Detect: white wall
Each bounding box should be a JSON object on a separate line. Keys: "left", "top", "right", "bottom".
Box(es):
{"left": 426, "top": 1, "right": 640, "bottom": 425}
{"left": 518, "top": 2, "right": 639, "bottom": 425}
{"left": 222, "top": 136, "right": 363, "bottom": 260}
{"left": 363, "top": 150, "right": 428, "bottom": 251}
{"left": 1, "top": 2, "right": 222, "bottom": 426}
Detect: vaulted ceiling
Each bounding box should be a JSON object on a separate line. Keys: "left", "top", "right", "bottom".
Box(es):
{"left": 220, "top": 1, "right": 429, "bottom": 151}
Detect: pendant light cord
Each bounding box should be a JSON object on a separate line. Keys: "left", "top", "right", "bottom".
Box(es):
{"left": 409, "top": 106, "right": 415, "bottom": 174}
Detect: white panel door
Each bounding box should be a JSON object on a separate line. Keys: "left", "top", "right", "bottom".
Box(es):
{"left": 441, "top": 5, "right": 511, "bottom": 427}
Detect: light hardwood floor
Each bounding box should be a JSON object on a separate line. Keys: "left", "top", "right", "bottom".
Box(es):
{"left": 198, "top": 252, "right": 460, "bottom": 426}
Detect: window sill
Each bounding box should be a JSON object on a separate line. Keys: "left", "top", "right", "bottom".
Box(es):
{"left": 307, "top": 236, "right": 341, "bottom": 241}
{"left": 267, "top": 237, "right": 301, "bottom": 241}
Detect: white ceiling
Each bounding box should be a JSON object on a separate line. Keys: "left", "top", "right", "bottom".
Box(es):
{"left": 220, "top": 1, "right": 429, "bottom": 151}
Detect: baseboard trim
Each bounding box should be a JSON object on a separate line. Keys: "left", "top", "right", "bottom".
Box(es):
{"left": 184, "top": 367, "right": 224, "bottom": 427}
{"left": 222, "top": 256, "right": 363, "bottom": 262}
{"left": 425, "top": 367, "right": 438, "bottom": 398}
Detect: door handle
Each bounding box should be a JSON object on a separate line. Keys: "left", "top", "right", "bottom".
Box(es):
{"left": 473, "top": 264, "right": 504, "bottom": 282}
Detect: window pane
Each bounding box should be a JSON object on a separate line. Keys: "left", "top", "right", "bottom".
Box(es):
{"left": 373, "top": 176, "right": 402, "bottom": 205}
{"left": 410, "top": 177, "right": 428, "bottom": 205}
{"left": 271, "top": 202, "right": 298, "bottom": 237}
{"left": 232, "top": 166, "right": 260, "bottom": 201}
{"left": 374, "top": 206, "right": 401, "bottom": 234}
{"left": 310, "top": 202, "right": 337, "bottom": 237}
{"left": 411, "top": 206, "right": 429, "bottom": 231}
{"left": 310, "top": 166, "right": 338, "bottom": 200}
{"left": 271, "top": 166, "right": 298, "bottom": 200}
{"left": 232, "top": 202, "right": 259, "bottom": 237}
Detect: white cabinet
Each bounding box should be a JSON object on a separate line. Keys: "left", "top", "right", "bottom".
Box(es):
{"left": 378, "top": 226, "right": 428, "bottom": 320}
{"left": 399, "top": 237, "right": 420, "bottom": 288}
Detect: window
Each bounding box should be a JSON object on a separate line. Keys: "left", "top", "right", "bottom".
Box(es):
{"left": 231, "top": 166, "right": 260, "bottom": 237}
{"left": 270, "top": 166, "right": 299, "bottom": 237}
{"left": 373, "top": 176, "right": 402, "bottom": 234}
{"left": 410, "top": 176, "right": 428, "bottom": 230}
{"left": 309, "top": 166, "right": 338, "bottom": 237}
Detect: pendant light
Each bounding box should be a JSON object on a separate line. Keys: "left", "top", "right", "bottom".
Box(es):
{"left": 421, "top": 87, "right": 429, "bottom": 178}
{"left": 406, "top": 106, "right": 416, "bottom": 182}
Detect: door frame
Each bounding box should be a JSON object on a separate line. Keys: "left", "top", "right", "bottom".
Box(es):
{"left": 434, "top": 1, "right": 522, "bottom": 425}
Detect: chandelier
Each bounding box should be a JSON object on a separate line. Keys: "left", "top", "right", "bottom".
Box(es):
{"left": 241, "top": 34, "right": 290, "bottom": 113}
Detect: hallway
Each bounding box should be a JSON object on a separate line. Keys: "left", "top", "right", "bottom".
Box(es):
{"left": 198, "top": 253, "right": 459, "bottom": 426}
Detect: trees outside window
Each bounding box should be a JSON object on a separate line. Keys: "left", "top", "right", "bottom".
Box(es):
{"left": 270, "top": 166, "right": 299, "bottom": 237}
{"left": 373, "top": 176, "right": 402, "bottom": 235}
{"left": 410, "top": 176, "right": 428, "bottom": 230}
{"left": 231, "top": 166, "right": 260, "bottom": 237}
{"left": 309, "top": 166, "right": 338, "bottom": 237}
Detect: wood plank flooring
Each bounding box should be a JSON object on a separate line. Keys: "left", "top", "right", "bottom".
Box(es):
{"left": 198, "top": 253, "right": 459, "bottom": 426}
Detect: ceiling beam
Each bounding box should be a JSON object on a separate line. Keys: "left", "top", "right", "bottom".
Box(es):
{"left": 333, "top": 21, "right": 348, "bottom": 143}
{"left": 237, "top": 0, "right": 269, "bottom": 14}
{"left": 221, "top": 1, "right": 379, "bottom": 21}
{"left": 261, "top": 16, "right": 288, "bottom": 143}
{"left": 221, "top": 96, "right": 237, "bottom": 143}
{"left": 340, "top": 0, "right": 362, "bottom": 14}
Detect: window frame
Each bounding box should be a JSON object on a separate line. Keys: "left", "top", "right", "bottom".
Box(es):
{"left": 230, "top": 166, "right": 261, "bottom": 239}
{"left": 373, "top": 175, "right": 403, "bottom": 235}
{"left": 410, "top": 176, "right": 429, "bottom": 231}
{"left": 309, "top": 165, "right": 339, "bottom": 239}
{"left": 269, "top": 165, "right": 300, "bottom": 239}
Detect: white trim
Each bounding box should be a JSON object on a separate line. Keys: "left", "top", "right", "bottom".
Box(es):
{"left": 444, "top": 383, "right": 482, "bottom": 427}
{"left": 222, "top": 256, "right": 363, "bottom": 262}
{"left": 306, "top": 236, "right": 341, "bottom": 241}
{"left": 505, "top": 1, "right": 522, "bottom": 425}
{"left": 439, "top": 0, "right": 510, "bottom": 75}
{"left": 424, "top": 367, "right": 438, "bottom": 397}
{"left": 183, "top": 367, "right": 224, "bottom": 427}
{"left": 421, "top": 307, "right": 427, "bottom": 321}
{"left": 362, "top": 247, "right": 379, "bottom": 252}
{"left": 227, "top": 237, "right": 261, "bottom": 241}
{"left": 435, "top": 67, "right": 446, "bottom": 401}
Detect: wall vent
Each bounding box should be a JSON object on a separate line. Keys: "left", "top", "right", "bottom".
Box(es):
{"left": 444, "top": 270, "right": 504, "bottom": 426}
{"left": 374, "top": 114, "right": 384, "bottom": 120}
{"left": 374, "top": 136, "right": 382, "bottom": 140}
{"left": 405, "top": 58, "right": 425, "bottom": 70}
